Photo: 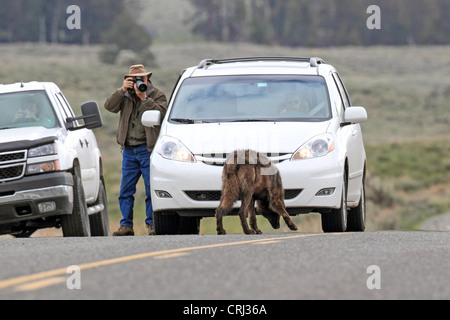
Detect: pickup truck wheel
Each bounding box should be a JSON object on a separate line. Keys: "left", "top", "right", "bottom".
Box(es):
{"left": 89, "top": 180, "right": 110, "bottom": 236}
{"left": 61, "top": 175, "right": 91, "bottom": 237}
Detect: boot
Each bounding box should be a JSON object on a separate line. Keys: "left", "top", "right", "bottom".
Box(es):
{"left": 146, "top": 224, "right": 156, "bottom": 236}
{"left": 112, "top": 226, "right": 134, "bottom": 237}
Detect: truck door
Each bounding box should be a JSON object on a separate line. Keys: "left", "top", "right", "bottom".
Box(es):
{"left": 53, "top": 91, "right": 98, "bottom": 202}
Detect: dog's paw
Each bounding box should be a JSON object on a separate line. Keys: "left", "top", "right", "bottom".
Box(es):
{"left": 217, "top": 229, "right": 227, "bottom": 235}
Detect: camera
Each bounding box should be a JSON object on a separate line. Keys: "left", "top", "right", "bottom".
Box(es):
{"left": 128, "top": 76, "right": 148, "bottom": 95}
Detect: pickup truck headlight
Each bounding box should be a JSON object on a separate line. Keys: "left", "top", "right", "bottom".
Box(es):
{"left": 155, "top": 136, "right": 195, "bottom": 163}
{"left": 28, "top": 144, "right": 56, "bottom": 158}
{"left": 26, "top": 161, "right": 59, "bottom": 175}
{"left": 291, "top": 133, "right": 335, "bottom": 160}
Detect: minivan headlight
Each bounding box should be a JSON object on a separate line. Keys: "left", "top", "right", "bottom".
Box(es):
{"left": 291, "top": 133, "right": 335, "bottom": 160}
{"left": 155, "top": 136, "right": 196, "bottom": 163}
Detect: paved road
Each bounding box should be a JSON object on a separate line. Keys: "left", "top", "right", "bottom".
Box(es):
{"left": 0, "top": 231, "right": 449, "bottom": 300}
{"left": 421, "top": 212, "right": 450, "bottom": 232}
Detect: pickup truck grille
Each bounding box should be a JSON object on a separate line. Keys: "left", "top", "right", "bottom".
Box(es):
{"left": 0, "top": 151, "right": 26, "bottom": 163}
{"left": 0, "top": 150, "right": 27, "bottom": 183}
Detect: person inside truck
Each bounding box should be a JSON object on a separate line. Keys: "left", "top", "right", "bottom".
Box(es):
{"left": 13, "top": 99, "right": 40, "bottom": 123}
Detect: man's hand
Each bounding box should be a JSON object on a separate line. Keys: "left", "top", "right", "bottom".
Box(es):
{"left": 122, "top": 77, "right": 134, "bottom": 92}
{"left": 122, "top": 77, "right": 147, "bottom": 100}
{"left": 135, "top": 89, "right": 147, "bottom": 101}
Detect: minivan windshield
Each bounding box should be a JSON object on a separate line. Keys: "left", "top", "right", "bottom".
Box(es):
{"left": 169, "top": 75, "right": 331, "bottom": 123}
{"left": 0, "top": 91, "right": 58, "bottom": 130}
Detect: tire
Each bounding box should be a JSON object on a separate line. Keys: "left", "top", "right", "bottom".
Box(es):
{"left": 154, "top": 211, "right": 201, "bottom": 235}
{"left": 89, "top": 180, "right": 110, "bottom": 236}
{"left": 322, "top": 171, "right": 348, "bottom": 233}
{"left": 61, "top": 175, "right": 91, "bottom": 237}
{"left": 347, "top": 180, "right": 366, "bottom": 232}
{"left": 179, "top": 216, "right": 201, "bottom": 235}
{"left": 154, "top": 211, "right": 180, "bottom": 235}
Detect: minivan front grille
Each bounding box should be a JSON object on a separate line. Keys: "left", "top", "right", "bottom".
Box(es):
{"left": 196, "top": 153, "right": 291, "bottom": 166}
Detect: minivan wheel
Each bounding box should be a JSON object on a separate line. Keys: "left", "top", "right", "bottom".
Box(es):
{"left": 154, "top": 212, "right": 201, "bottom": 235}
{"left": 347, "top": 181, "right": 366, "bottom": 232}
{"left": 154, "top": 211, "right": 179, "bottom": 235}
{"left": 321, "top": 171, "right": 348, "bottom": 233}
{"left": 179, "top": 216, "right": 201, "bottom": 235}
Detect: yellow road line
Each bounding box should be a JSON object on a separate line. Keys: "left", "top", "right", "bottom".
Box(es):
{"left": 252, "top": 240, "right": 282, "bottom": 245}
{"left": 14, "top": 277, "right": 67, "bottom": 292}
{"left": 153, "top": 252, "right": 190, "bottom": 260}
{"left": 0, "top": 233, "right": 325, "bottom": 291}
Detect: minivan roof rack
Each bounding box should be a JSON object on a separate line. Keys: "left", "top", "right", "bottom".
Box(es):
{"left": 197, "top": 57, "right": 325, "bottom": 69}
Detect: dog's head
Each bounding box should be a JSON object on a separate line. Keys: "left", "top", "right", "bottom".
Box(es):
{"left": 262, "top": 210, "right": 280, "bottom": 230}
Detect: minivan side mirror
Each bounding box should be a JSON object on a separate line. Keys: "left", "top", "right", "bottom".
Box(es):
{"left": 66, "top": 101, "right": 103, "bottom": 131}
{"left": 341, "top": 106, "right": 368, "bottom": 127}
{"left": 142, "top": 110, "right": 161, "bottom": 128}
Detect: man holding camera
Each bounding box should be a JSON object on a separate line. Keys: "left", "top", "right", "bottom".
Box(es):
{"left": 105, "top": 65, "right": 167, "bottom": 236}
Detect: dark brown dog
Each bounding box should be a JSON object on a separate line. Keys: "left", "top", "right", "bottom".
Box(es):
{"left": 215, "top": 150, "right": 298, "bottom": 235}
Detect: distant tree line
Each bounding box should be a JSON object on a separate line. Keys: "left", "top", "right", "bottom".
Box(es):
{"left": 0, "top": 0, "right": 153, "bottom": 64}
{"left": 1, "top": 0, "right": 116, "bottom": 44}
{"left": 189, "top": 0, "right": 450, "bottom": 46}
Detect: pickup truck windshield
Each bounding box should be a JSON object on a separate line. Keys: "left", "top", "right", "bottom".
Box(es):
{"left": 0, "top": 91, "right": 58, "bottom": 129}
{"left": 169, "top": 75, "right": 331, "bottom": 123}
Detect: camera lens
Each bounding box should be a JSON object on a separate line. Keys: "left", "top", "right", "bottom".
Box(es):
{"left": 135, "top": 77, "right": 147, "bottom": 92}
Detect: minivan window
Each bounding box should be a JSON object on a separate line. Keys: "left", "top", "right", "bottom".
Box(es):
{"left": 169, "top": 75, "right": 331, "bottom": 123}
{"left": 0, "top": 91, "right": 58, "bottom": 129}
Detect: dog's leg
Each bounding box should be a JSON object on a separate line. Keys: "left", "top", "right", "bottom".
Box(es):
{"left": 257, "top": 199, "right": 281, "bottom": 230}
{"left": 270, "top": 198, "right": 298, "bottom": 231}
{"left": 239, "top": 194, "right": 256, "bottom": 234}
{"left": 248, "top": 198, "right": 262, "bottom": 234}
{"left": 216, "top": 196, "right": 235, "bottom": 235}
{"left": 215, "top": 207, "right": 228, "bottom": 235}
{"left": 268, "top": 188, "right": 298, "bottom": 231}
{"left": 216, "top": 173, "right": 240, "bottom": 235}
{"left": 268, "top": 174, "right": 298, "bottom": 231}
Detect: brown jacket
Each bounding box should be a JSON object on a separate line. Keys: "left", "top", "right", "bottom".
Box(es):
{"left": 104, "top": 83, "right": 167, "bottom": 151}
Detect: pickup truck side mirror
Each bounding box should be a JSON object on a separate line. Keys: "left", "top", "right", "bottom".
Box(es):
{"left": 142, "top": 110, "right": 161, "bottom": 128}
{"left": 341, "top": 106, "right": 368, "bottom": 127}
{"left": 67, "top": 101, "right": 103, "bottom": 131}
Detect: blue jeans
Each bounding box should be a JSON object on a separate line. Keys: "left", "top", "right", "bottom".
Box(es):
{"left": 119, "top": 144, "right": 153, "bottom": 227}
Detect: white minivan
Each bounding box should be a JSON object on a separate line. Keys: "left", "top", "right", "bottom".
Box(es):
{"left": 142, "top": 57, "right": 367, "bottom": 234}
